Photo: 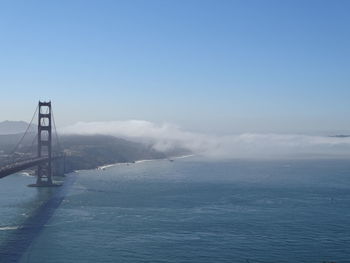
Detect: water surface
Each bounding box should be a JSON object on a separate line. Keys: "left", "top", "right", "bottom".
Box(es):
{"left": 1, "top": 157, "right": 350, "bottom": 262}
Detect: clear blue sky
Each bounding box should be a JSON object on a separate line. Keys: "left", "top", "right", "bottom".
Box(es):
{"left": 0, "top": 0, "right": 349, "bottom": 134}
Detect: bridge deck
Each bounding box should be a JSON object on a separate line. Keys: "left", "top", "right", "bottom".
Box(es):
{"left": 0, "top": 156, "right": 62, "bottom": 179}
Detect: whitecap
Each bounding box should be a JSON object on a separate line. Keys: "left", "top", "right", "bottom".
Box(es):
{"left": 0, "top": 226, "right": 19, "bottom": 231}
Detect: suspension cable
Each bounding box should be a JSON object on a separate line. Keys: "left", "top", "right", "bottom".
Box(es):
{"left": 51, "top": 107, "right": 61, "bottom": 153}
{"left": 29, "top": 132, "right": 38, "bottom": 156}
{"left": 10, "top": 104, "right": 39, "bottom": 155}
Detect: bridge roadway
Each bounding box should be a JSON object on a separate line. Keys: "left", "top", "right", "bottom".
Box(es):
{"left": 0, "top": 156, "right": 62, "bottom": 179}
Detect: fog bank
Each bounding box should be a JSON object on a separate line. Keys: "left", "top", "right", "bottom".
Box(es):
{"left": 61, "top": 120, "right": 350, "bottom": 159}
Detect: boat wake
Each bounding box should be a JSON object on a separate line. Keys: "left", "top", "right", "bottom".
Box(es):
{"left": 0, "top": 226, "right": 19, "bottom": 231}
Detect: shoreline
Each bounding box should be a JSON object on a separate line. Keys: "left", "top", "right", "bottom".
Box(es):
{"left": 96, "top": 154, "right": 195, "bottom": 171}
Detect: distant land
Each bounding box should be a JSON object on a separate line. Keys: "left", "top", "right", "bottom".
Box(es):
{"left": 0, "top": 121, "right": 191, "bottom": 173}
{"left": 0, "top": 120, "right": 36, "bottom": 135}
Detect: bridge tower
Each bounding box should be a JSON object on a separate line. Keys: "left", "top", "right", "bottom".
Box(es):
{"left": 36, "top": 101, "right": 53, "bottom": 186}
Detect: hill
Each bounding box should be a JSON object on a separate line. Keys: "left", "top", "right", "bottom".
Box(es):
{"left": 60, "top": 134, "right": 167, "bottom": 171}
{"left": 0, "top": 132, "right": 191, "bottom": 172}
{"left": 0, "top": 121, "right": 36, "bottom": 135}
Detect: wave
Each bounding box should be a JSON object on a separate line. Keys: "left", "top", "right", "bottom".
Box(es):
{"left": 20, "top": 172, "right": 33, "bottom": 177}
{"left": 173, "top": 154, "right": 196, "bottom": 159}
{"left": 0, "top": 226, "right": 20, "bottom": 231}
{"left": 97, "top": 163, "right": 126, "bottom": 170}
{"left": 97, "top": 154, "right": 195, "bottom": 171}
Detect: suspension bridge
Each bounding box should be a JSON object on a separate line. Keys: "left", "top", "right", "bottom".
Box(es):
{"left": 0, "top": 101, "right": 64, "bottom": 187}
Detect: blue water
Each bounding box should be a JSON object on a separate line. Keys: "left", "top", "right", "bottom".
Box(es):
{"left": 1, "top": 157, "right": 350, "bottom": 262}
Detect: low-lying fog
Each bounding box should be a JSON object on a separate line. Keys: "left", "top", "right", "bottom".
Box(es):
{"left": 61, "top": 120, "right": 350, "bottom": 159}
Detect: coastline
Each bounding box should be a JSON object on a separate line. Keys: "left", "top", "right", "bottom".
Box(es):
{"left": 14, "top": 155, "right": 195, "bottom": 175}
{"left": 96, "top": 154, "right": 195, "bottom": 171}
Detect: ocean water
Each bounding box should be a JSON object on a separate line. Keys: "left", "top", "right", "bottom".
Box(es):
{"left": 1, "top": 157, "right": 350, "bottom": 263}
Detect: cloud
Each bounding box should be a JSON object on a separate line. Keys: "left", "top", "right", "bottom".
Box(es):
{"left": 61, "top": 120, "right": 350, "bottom": 159}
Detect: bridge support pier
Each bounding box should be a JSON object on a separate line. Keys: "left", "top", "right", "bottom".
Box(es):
{"left": 37, "top": 101, "right": 52, "bottom": 186}
{"left": 29, "top": 101, "right": 61, "bottom": 187}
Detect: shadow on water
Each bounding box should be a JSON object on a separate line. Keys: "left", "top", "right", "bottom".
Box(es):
{"left": 0, "top": 174, "right": 76, "bottom": 263}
